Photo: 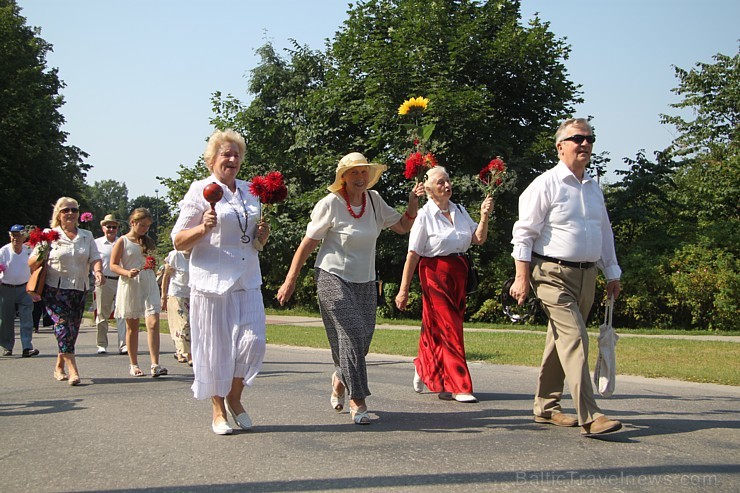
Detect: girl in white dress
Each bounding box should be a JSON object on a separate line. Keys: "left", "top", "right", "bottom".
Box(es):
{"left": 111, "top": 208, "right": 167, "bottom": 378}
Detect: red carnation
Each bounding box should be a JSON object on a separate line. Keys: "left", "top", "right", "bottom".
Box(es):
{"left": 249, "top": 171, "right": 289, "bottom": 226}
{"left": 250, "top": 171, "right": 288, "bottom": 205}
{"left": 27, "top": 228, "right": 60, "bottom": 262}
{"left": 480, "top": 157, "right": 506, "bottom": 186}
{"left": 405, "top": 152, "right": 437, "bottom": 182}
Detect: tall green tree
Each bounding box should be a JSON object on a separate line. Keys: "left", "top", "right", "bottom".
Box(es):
{"left": 166, "top": 0, "right": 581, "bottom": 314}
{"left": 80, "top": 179, "right": 129, "bottom": 237}
{"left": 607, "top": 47, "right": 739, "bottom": 330}
{"left": 0, "top": 0, "right": 89, "bottom": 233}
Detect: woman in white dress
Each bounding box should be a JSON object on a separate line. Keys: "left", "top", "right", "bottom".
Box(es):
{"left": 172, "top": 129, "right": 271, "bottom": 435}
{"left": 110, "top": 208, "right": 167, "bottom": 378}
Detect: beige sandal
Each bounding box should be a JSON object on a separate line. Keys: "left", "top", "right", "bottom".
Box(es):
{"left": 129, "top": 365, "right": 144, "bottom": 377}
{"left": 350, "top": 407, "right": 371, "bottom": 425}
{"left": 330, "top": 372, "right": 345, "bottom": 412}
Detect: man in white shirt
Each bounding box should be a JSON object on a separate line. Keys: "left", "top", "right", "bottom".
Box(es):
{"left": 510, "top": 118, "right": 622, "bottom": 436}
{"left": 94, "top": 214, "right": 127, "bottom": 354}
{"left": 0, "top": 224, "right": 38, "bottom": 357}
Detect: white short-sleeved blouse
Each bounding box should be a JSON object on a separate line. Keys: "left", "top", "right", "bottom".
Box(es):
{"left": 307, "top": 190, "right": 400, "bottom": 283}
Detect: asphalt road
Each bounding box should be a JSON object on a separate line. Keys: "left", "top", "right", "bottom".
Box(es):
{"left": 1, "top": 321, "right": 738, "bottom": 492}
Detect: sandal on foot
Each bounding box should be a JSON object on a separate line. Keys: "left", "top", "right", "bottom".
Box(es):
{"left": 330, "top": 372, "right": 345, "bottom": 412}
{"left": 151, "top": 364, "right": 168, "bottom": 377}
{"left": 129, "top": 365, "right": 144, "bottom": 377}
{"left": 68, "top": 375, "right": 80, "bottom": 386}
{"left": 350, "top": 407, "right": 371, "bottom": 425}
{"left": 53, "top": 371, "right": 68, "bottom": 381}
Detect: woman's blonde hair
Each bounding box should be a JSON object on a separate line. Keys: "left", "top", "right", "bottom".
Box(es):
{"left": 50, "top": 197, "right": 79, "bottom": 228}
{"left": 204, "top": 129, "right": 246, "bottom": 171}
{"left": 128, "top": 207, "right": 156, "bottom": 254}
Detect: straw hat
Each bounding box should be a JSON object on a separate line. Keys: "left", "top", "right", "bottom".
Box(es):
{"left": 327, "top": 152, "right": 387, "bottom": 193}
{"left": 100, "top": 214, "right": 120, "bottom": 227}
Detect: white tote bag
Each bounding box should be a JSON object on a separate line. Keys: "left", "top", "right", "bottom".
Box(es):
{"left": 594, "top": 296, "right": 618, "bottom": 397}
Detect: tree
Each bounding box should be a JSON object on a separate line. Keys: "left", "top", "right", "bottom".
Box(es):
{"left": 80, "top": 179, "right": 130, "bottom": 237}
{"left": 660, "top": 49, "right": 739, "bottom": 157}
{"left": 607, "top": 47, "right": 739, "bottom": 330}
{"left": 0, "top": 0, "right": 89, "bottom": 233}
{"left": 166, "top": 0, "right": 581, "bottom": 315}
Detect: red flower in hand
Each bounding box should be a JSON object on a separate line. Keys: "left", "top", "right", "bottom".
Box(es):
{"left": 250, "top": 171, "right": 288, "bottom": 205}
{"left": 404, "top": 152, "right": 437, "bottom": 182}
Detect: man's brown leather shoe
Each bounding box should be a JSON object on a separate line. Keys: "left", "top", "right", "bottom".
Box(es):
{"left": 581, "top": 416, "right": 622, "bottom": 435}
{"left": 534, "top": 412, "right": 578, "bottom": 427}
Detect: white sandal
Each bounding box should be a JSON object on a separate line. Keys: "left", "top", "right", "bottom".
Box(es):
{"left": 350, "top": 408, "right": 371, "bottom": 425}
{"left": 151, "top": 364, "right": 168, "bottom": 378}
{"left": 330, "top": 372, "right": 345, "bottom": 412}
{"left": 129, "top": 365, "right": 144, "bottom": 377}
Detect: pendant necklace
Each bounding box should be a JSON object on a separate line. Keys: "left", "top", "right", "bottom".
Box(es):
{"left": 229, "top": 188, "right": 251, "bottom": 243}
{"left": 341, "top": 187, "right": 366, "bottom": 219}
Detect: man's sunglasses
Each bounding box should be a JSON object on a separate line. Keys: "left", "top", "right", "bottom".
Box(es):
{"left": 60, "top": 207, "right": 79, "bottom": 214}
{"left": 105, "top": 225, "right": 118, "bottom": 230}
{"left": 561, "top": 134, "right": 596, "bottom": 145}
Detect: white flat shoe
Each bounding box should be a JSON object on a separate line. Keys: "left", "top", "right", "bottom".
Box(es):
{"left": 226, "top": 402, "right": 253, "bottom": 430}
{"left": 212, "top": 420, "right": 233, "bottom": 435}
{"left": 453, "top": 393, "right": 478, "bottom": 403}
{"left": 413, "top": 368, "right": 424, "bottom": 393}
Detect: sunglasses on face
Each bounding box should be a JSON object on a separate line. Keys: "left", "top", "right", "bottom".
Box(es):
{"left": 60, "top": 207, "right": 79, "bottom": 214}
{"left": 561, "top": 134, "right": 596, "bottom": 145}
{"left": 105, "top": 225, "right": 118, "bottom": 230}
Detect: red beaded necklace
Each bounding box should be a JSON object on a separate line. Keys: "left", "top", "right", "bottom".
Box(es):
{"left": 341, "top": 186, "right": 366, "bottom": 219}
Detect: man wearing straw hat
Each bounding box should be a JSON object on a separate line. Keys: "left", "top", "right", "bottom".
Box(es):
{"left": 94, "top": 214, "right": 127, "bottom": 354}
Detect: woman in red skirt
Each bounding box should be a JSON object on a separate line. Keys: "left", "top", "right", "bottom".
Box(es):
{"left": 395, "top": 166, "right": 493, "bottom": 403}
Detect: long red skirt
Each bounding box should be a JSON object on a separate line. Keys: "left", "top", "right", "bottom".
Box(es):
{"left": 415, "top": 255, "right": 473, "bottom": 394}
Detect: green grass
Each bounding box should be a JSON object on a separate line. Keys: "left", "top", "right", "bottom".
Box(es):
{"left": 85, "top": 306, "right": 740, "bottom": 386}
{"left": 266, "top": 324, "right": 740, "bottom": 386}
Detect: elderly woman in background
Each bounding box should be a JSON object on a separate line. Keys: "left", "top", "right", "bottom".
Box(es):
{"left": 277, "top": 152, "right": 424, "bottom": 425}
{"left": 395, "top": 166, "right": 493, "bottom": 403}
{"left": 173, "top": 129, "right": 270, "bottom": 435}
{"left": 29, "top": 197, "right": 104, "bottom": 385}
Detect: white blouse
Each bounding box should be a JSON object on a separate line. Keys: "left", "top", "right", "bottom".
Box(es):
{"left": 38, "top": 227, "right": 101, "bottom": 291}
{"left": 171, "top": 175, "right": 262, "bottom": 295}
{"left": 307, "top": 190, "right": 401, "bottom": 283}
{"left": 407, "top": 200, "right": 477, "bottom": 257}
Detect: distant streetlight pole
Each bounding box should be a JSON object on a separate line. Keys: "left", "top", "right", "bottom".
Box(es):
{"left": 154, "top": 189, "right": 159, "bottom": 240}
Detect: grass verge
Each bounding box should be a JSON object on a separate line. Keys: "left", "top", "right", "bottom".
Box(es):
{"left": 266, "top": 324, "right": 740, "bottom": 386}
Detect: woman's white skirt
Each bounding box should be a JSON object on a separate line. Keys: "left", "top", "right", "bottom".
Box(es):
{"left": 190, "top": 287, "right": 266, "bottom": 400}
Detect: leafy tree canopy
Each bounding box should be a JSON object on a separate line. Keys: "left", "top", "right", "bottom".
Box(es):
{"left": 0, "top": 0, "right": 89, "bottom": 234}
{"left": 163, "top": 0, "right": 581, "bottom": 312}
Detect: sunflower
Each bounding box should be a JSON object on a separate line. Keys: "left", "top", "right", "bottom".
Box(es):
{"left": 398, "top": 96, "right": 429, "bottom": 116}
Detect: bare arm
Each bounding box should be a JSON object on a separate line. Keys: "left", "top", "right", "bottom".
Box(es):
{"left": 389, "top": 182, "right": 425, "bottom": 234}
{"left": 471, "top": 195, "right": 494, "bottom": 245}
{"left": 276, "top": 236, "right": 321, "bottom": 306}
{"left": 159, "top": 262, "right": 173, "bottom": 310}
{"left": 509, "top": 259, "right": 531, "bottom": 305}
{"left": 395, "top": 250, "right": 421, "bottom": 311}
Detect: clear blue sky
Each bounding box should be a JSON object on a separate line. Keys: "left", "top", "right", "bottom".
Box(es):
{"left": 17, "top": 0, "right": 739, "bottom": 200}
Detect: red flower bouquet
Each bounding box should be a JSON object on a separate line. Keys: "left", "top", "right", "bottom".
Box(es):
{"left": 27, "top": 228, "right": 61, "bottom": 262}
{"left": 478, "top": 157, "right": 514, "bottom": 197}
{"left": 143, "top": 256, "right": 156, "bottom": 270}
{"left": 404, "top": 152, "right": 437, "bottom": 183}
{"left": 249, "top": 171, "right": 289, "bottom": 220}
